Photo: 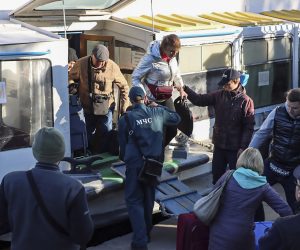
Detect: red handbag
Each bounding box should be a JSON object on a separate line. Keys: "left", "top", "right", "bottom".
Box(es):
{"left": 147, "top": 84, "right": 173, "bottom": 100}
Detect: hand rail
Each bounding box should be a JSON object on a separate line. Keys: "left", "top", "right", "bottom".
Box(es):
{"left": 0, "top": 50, "right": 50, "bottom": 57}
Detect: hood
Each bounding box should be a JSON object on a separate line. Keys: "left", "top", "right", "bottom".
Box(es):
{"left": 147, "top": 40, "right": 161, "bottom": 58}
{"left": 233, "top": 167, "right": 267, "bottom": 189}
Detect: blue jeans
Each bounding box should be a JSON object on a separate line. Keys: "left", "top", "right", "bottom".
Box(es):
{"left": 84, "top": 109, "right": 113, "bottom": 153}
{"left": 125, "top": 162, "right": 155, "bottom": 248}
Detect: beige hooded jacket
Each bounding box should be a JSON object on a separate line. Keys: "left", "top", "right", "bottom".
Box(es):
{"left": 69, "top": 55, "right": 129, "bottom": 114}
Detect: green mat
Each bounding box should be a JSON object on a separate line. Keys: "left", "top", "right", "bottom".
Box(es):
{"left": 98, "top": 166, "right": 124, "bottom": 184}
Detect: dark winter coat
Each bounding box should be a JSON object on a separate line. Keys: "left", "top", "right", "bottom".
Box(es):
{"left": 184, "top": 85, "right": 255, "bottom": 151}
{"left": 259, "top": 212, "right": 300, "bottom": 250}
{"left": 0, "top": 163, "right": 94, "bottom": 250}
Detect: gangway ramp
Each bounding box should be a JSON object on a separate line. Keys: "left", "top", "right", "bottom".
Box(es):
{"left": 111, "top": 162, "right": 203, "bottom": 216}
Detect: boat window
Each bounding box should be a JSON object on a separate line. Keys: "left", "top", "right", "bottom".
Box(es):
{"left": 179, "top": 43, "right": 232, "bottom": 121}
{"left": 243, "top": 40, "right": 268, "bottom": 65}
{"left": 179, "top": 43, "right": 232, "bottom": 74}
{"left": 36, "top": 0, "right": 120, "bottom": 10}
{"left": 242, "top": 38, "right": 292, "bottom": 108}
{"left": 0, "top": 59, "right": 53, "bottom": 152}
{"left": 202, "top": 43, "right": 232, "bottom": 70}
{"left": 268, "top": 37, "right": 291, "bottom": 61}
{"left": 179, "top": 46, "right": 202, "bottom": 74}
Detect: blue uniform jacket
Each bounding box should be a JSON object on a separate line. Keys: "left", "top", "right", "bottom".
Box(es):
{"left": 118, "top": 103, "right": 181, "bottom": 165}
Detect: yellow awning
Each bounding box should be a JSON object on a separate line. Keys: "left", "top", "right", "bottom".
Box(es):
{"left": 126, "top": 14, "right": 223, "bottom": 32}
{"left": 261, "top": 9, "right": 300, "bottom": 22}
{"left": 200, "top": 11, "right": 285, "bottom": 27}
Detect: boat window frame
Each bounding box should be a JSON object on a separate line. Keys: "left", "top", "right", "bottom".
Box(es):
{"left": 0, "top": 58, "right": 54, "bottom": 152}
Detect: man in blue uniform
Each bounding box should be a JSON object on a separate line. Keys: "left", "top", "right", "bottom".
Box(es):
{"left": 118, "top": 86, "right": 181, "bottom": 250}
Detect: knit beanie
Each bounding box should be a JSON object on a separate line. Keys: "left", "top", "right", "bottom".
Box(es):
{"left": 32, "top": 127, "right": 65, "bottom": 164}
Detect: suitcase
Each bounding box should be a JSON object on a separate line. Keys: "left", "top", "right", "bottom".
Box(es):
{"left": 254, "top": 221, "right": 273, "bottom": 250}
{"left": 176, "top": 212, "right": 209, "bottom": 250}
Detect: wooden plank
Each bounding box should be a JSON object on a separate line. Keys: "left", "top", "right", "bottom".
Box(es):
{"left": 157, "top": 183, "right": 195, "bottom": 211}
{"left": 167, "top": 179, "right": 202, "bottom": 202}
{"left": 111, "top": 162, "right": 200, "bottom": 214}
{"left": 158, "top": 190, "right": 199, "bottom": 202}
{"left": 155, "top": 189, "right": 191, "bottom": 215}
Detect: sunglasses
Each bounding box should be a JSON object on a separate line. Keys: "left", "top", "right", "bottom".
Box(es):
{"left": 164, "top": 47, "right": 179, "bottom": 54}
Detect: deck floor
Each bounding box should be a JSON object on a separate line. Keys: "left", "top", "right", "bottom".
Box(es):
{"left": 88, "top": 181, "right": 285, "bottom": 250}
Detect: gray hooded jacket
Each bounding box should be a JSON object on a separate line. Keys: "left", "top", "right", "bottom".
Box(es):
{"left": 132, "top": 40, "right": 183, "bottom": 101}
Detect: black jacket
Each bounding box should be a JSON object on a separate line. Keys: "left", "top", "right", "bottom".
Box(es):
{"left": 259, "top": 213, "right": 300, "bottom": 250}
{"left": 0, "top": 163, "right": 94, "bottom": 250}
{"left": 271, "top": 106, "right": 300, "bottom": 169}
{"left": 184, "top": 85, "right": 255, "bottom": 150}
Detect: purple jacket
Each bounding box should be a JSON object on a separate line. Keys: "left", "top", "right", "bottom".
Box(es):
{"left": 209, "top": 175, "right": 292, "bottom": 250}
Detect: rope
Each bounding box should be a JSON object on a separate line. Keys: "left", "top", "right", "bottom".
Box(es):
{"left": 150, "top": 0, "right": 155, "bottom": 40}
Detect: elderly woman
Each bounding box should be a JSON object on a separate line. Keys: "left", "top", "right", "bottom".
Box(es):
{"left": 132, "top": 34, "right": 187, "bottom": 146}
{"left": 209, "top": 147, "right": 292, "bottom": 250}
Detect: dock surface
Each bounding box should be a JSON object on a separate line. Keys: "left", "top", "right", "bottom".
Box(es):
{"left": 87, "top": 182, "right": 284, "bottom": 250}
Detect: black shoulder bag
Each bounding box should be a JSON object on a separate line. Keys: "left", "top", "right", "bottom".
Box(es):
{"left": 88, "top": 57, "right": 110, "bottom": 115}
{"left": 124, "top": 113, "right": 163, "bottom": 186}
{"left": 26, "top": 170, "right": 69, "bottom": 237}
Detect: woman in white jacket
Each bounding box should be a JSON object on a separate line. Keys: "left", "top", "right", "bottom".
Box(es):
{"left": 132, "top": 34, "right": 187, "bottom": 146}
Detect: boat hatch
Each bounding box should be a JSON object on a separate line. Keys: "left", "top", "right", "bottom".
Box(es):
{"left": 11, "top": 0, "right": 135, "bottom": 18}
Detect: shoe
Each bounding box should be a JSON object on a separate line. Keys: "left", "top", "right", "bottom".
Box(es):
{"left": 175, "top": 132, "right": 189, "bottom": 146}
{"left": 131, "top": 243, "right": 148, "bottom": 250}
{"left": 131, "top": 245, "right": 148, "bottom": 250}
